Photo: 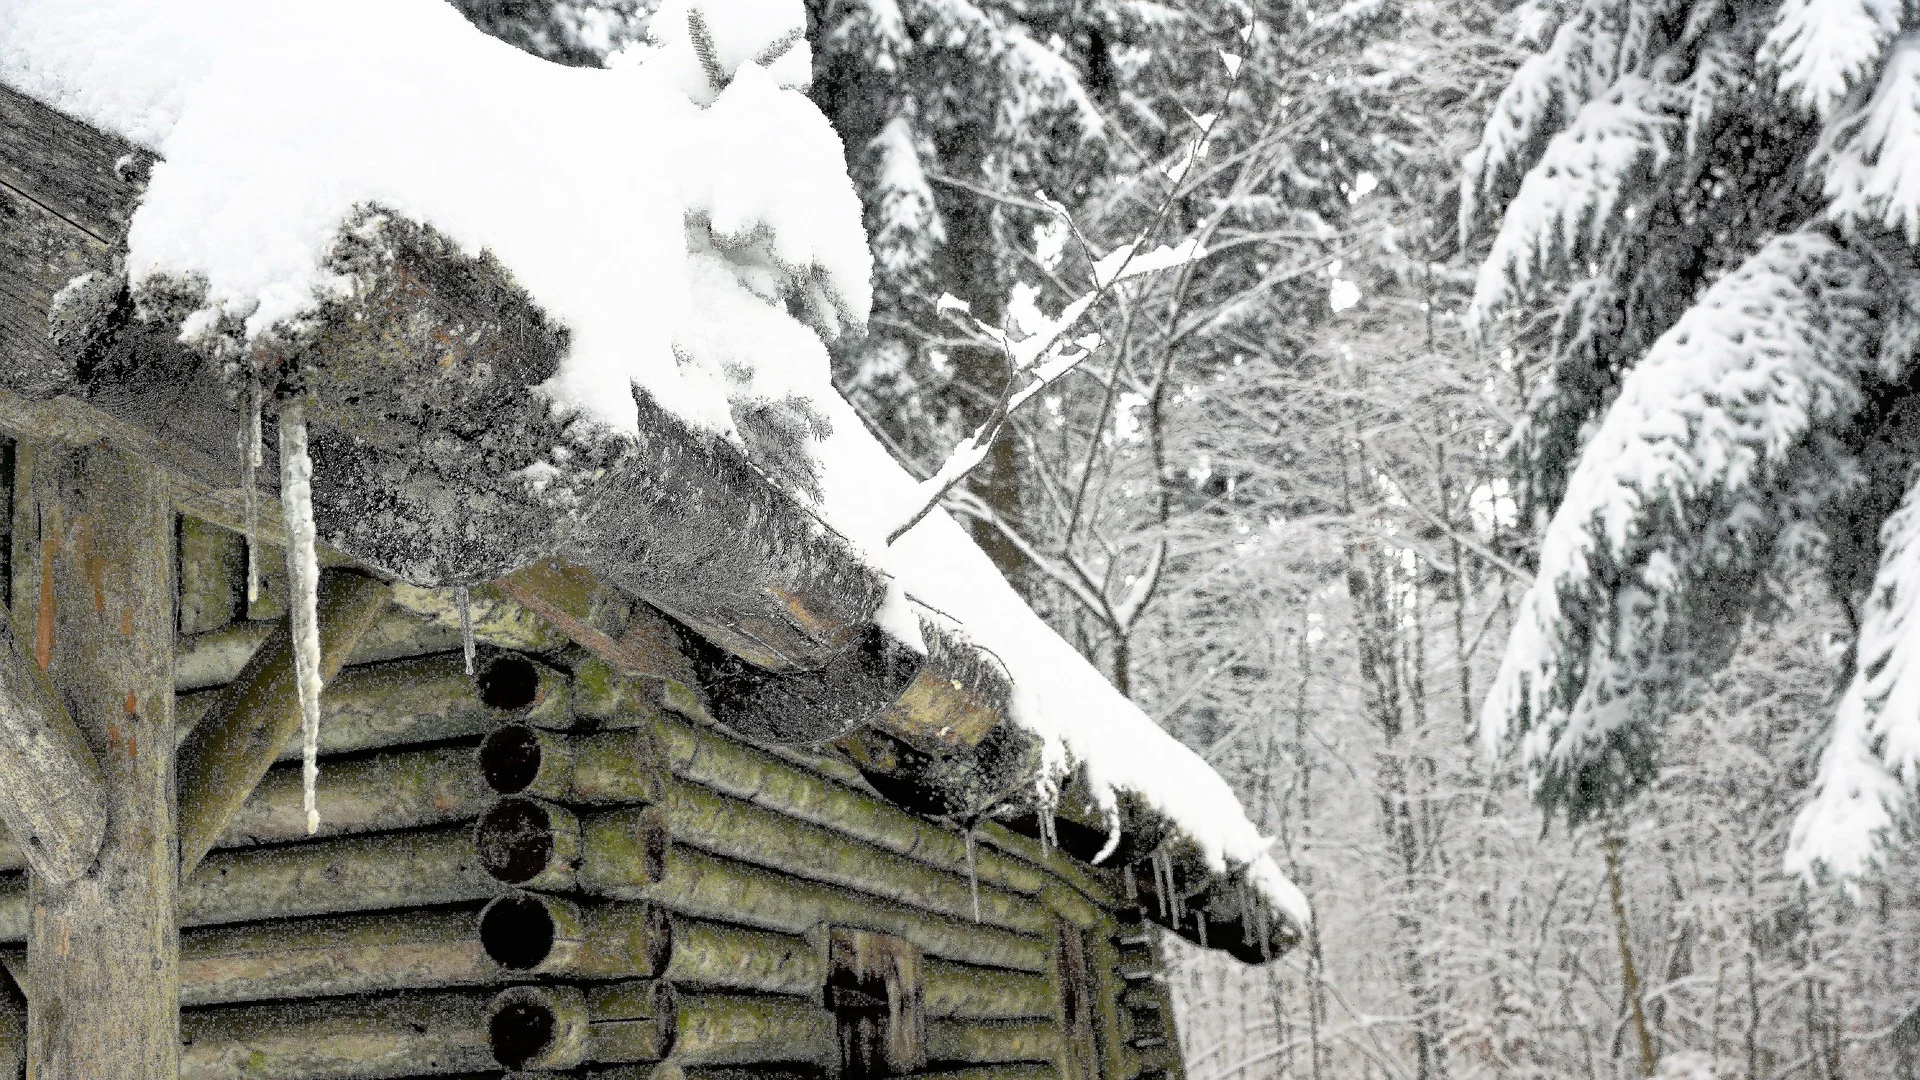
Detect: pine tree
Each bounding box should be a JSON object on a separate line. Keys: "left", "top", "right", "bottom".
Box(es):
{"left": 1466, "top": 0, "right": 1920, "bottom": 879}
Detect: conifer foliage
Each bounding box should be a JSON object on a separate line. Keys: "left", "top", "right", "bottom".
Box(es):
{"left": 1467, "top": 0, "right": 1920, "bottom": 878}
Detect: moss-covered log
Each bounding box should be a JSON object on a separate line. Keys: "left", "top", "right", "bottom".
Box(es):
{"left": 479, "top": 723, "right": 665, "bottom": 805}
{"left": 656, "top": 718, "right": 1048, "bottom": 898}
{"left": 180, "top": 990, "right": 494, "bottom": 1080}
{"left": 923, "top": 961, "right": 1054, "bottom": 1021}
{"left": 925, "top": 1019, "right": 1062, "bottom": 1066}
{"left": 485, "top": 981, "right": 676, "bottom": 1070}
{"left": 909, "top": 1066, "right": 1059, "bottom": 1080}
{"left": 478, "top": 892, "right": 669, "bottom": 980}
{"left": 174, "top": 609, "right": 459, "bottom": 692}
{"left": 474, "top": 797, "right": 666, "bottom": 894}
{"left": 176, "top": 568, "right": 393, "bottom": 872}
{"left": 644, "top": 846, "right": 1048, "bottom": 973}
{"left": 670, "top": 993, "right": 834, "bottom": 1068}
{"left": 655, "top": 779, "right": 1047, "bottom": 936}
{"left": 0, "top": 824, "right": 500, "bottom": 942}
{"left": 5, "top": 908, "right": 496, "bottom": 1007}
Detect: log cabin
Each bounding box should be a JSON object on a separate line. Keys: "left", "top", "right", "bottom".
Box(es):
{"left": 0, "top": 6, "right": 1306, "bottom": 1079}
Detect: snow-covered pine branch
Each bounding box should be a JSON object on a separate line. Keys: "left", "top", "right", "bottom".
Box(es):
{"left": 1787, "top": 469, "right": 1920, "bottom": 882}
{"left": 1458, "top": 0, "right": 1632, "bottom": 244}
{"left": 1468, "top": 75, "right": 1678, "bottom": 324}
{"left": 1760, "top": 0, "right": 1903, "bottom": 120}
{"left": 1483, "top": 232, "right": 1881, "bottom": 823}
{"left": 1822, "top": 34, "right": 1920, "bottom": 243}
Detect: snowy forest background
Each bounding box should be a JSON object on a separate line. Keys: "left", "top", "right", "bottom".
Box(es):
{"left": 448, "top": 1, "right": 1920, "bottom": 1077}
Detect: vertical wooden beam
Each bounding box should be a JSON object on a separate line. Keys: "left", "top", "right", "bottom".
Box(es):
{"left": 13, "top": 440, "right": 178, "bottom": 1080}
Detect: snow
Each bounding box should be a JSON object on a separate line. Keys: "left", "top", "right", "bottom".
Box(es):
{"left": 1823, "top": 34, "right": 1920, "bottom": 244}
{"left": 1788, "top": 472, "right": 1920, "bottom": 882}
{"left": 1761, "top": 0, "right": 1902, "bottom": 120}
{"left": 0, "top": 0, "right": 1307, "bottom": 932}
{"left": 1483, "top": 233, "right": 1878, "bottom": 811}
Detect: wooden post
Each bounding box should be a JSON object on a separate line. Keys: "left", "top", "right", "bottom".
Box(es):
{"left": 13, "top": 440, "right": 178, "bottom": 1079}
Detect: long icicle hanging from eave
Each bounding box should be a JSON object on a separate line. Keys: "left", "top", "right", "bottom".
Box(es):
{"left": 278, "top": 396, "right": 325, "bottom": 834}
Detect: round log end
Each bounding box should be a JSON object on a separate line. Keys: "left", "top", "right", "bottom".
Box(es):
{"left": 476, "top": 653, "right": 571, "bottom": 728}
{"left": 478, "top": 724, "right": 546, "bottom": 796}
{"left": 480, "top": 891, "right": 581, "bottom": 972}
{"left": 487, "top": 984, "right": 588, "bottom": 1070}
{"left": 475, "top": 797, "right": 579, "bottom": 887}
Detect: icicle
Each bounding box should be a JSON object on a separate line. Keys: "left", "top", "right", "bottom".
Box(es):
{"left": 1041, "top": 808, "right": 1057, "bottom": 859}
{"left": 1195, "top": 909, "right": 1208, "bottom": 949}
{"left": 457, "top": 585, "right": 475, "bottom": 675}
{"left": 278, "top": 396, "right": 324, "bottom": 836}
{"left": 964, "top": 826, "right": 981, "bottom": 924}
{"left": 242, "top": 377, "right": 263, "bottom": 604}
{"left": 1153, "top": 850, "right": 1172, "bottom": 920}
{"left": 1122, "top": 863, "right": 1138, "bottom": 904}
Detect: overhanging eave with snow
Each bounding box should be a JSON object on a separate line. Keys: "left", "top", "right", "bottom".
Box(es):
{"left": 0, "top": 70, "right": 1301, "bottom": 962}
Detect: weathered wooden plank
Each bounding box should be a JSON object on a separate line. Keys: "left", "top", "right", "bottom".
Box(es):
{"left": 0, "top": 184, "right": 109, "bottom": 393}
{"left": 15, "top": 440, "right": 178, "bottom": 1080}
{"left": 0, "top": 82, "right": 148, "bottom": 244}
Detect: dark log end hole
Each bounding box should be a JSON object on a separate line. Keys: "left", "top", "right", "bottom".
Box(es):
{"left": 479, "top": 724, "right": 542, "bottom": 795}
{"left": 480, "top": 894, "right": 556, "bottom": 970}
{"left": 477, "top": 655, "right": 541, "bottom": 711}
{"left": 476, "top": 798, "right": 555, "bottom": 884}
{"left": 489, "top": 996, "right": 557, "bottom": 1069}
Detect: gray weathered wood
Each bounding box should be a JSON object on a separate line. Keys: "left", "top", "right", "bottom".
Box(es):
{"left": 176, "top": 568, "right": 392, "bottom": 873}
{"left": 0, "top": 604, "right": 103, "bottom": 885}
{"left": 14, "top": 440, "right": 178, "bottom": 1080}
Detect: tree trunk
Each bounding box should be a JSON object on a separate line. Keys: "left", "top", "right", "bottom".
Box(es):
{"left": 1603, "top": 830, "right": 1656, "bottom": 1077}
{"left": 14, "top": 440, "right": 179, "bottom": 1080}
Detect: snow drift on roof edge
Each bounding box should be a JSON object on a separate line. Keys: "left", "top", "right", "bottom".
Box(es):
{"left": 0, "top": 0, "right": 1309, "bottom": 932}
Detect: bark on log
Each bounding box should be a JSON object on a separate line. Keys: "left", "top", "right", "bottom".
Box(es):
{"left": 642, "top": 846, "right": 1048, "bottom": 974}
{"left": 479, "top": 723, "right": 665, "bottom": 805}
{"left": 176, "top": 568, "right": 393, "bottom": 873}
{"left": 486, "top": 981, "right": 676, "bottom": 1070}
{"left": 176, "top": 516, "right": 245, "bottom": 636}
{"left": 174, "top": 610, "right": 459, "bottom": 692}
{"left": 15, "top": 441, "right": 179, "bottom": 1080}
{"left": 0, "top": 605, "right": 103, "bottom": 885}
{"left": 180, "top": 990, "right": 494, "bottom": 1080}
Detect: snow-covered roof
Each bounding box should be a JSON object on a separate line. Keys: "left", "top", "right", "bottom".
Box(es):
{"left": 0, "top": 0, "right": 1308, "bottom": 935}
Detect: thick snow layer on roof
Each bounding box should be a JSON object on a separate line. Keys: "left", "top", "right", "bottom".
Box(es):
{"left": 0, "top": 0, "right": 1306, "bottom": 931}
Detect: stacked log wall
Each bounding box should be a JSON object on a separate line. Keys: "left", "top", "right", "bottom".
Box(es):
{"left": 0, "top": 511, "right": 1186, "bottom": 1080}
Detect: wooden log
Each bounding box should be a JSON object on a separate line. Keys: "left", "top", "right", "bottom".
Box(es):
{"left": 923, "top": 961, "right": 1054, "bottom": 1021}
{"left": 479, "top": 723, "right": 665, "bottom": 805}
{"left": 0, "top": 823, "right": 504, "bottom": 943}
{"left": 925, "top": 1020, "right": 1062, "bottom": 1066}
{"left": 486, "top": 981, "right": 676, "bottom": 1070}
{"left": 174, "top": 609, "right": 460, "bottom": 692}
{"left": 6, "top": 908, "right": 496, "bottom": 1007}
{"left": 670, "top": 993, "right": 834, "bottom": 1068}
{"left": 473, "top": 797, "right": 667, "bottom": 894}
{"left": 654, "top": 718, "right": 1054, "bottom": 900}
{"left": 267, "top": 651, "right": 526, "bottom": 760}
{"left": 176, "top": 568, "right": 393, "bottom": 873}
{"left": 218, "top": 741, "right": 492, "bottom": 848}
{"left": 477, "top": 892, "right": 669, "bottom": 980}
{"left": 180, "top": 990, "right": 494, "bottom": 1080}
{"left": 0, "top": 740, "right": 492, "bottom": 873}
{"left": 0, "top": 605, "right": 103, "bottom": 885}
{"left": 912, "top": 1067, "right": 1059, "bottom": 1080}
{"left": 643, "top": 846, "right": 1048, "bottom": 974}
{"left": 387, "top": 580, "right": 569, "bottom": 654}
{"left": 655, "top": 778, "right": 1048, "bottom": 936}
{"left": 14, "top": 440, "right": 179, "bottom": 1080}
